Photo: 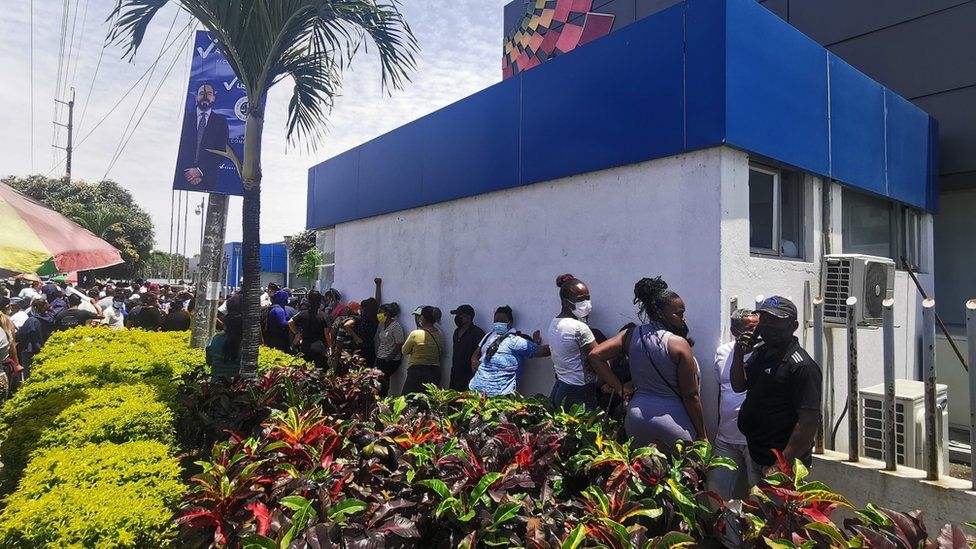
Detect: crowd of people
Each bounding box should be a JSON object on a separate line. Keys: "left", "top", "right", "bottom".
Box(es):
{"left": 0, "top": 271, "right": 822, "bottom": 498}
{"left": 0, "top": 278, "right": 195, "bottom": 383}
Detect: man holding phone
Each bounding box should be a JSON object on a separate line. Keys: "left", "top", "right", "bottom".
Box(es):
{"left": 730, "top": 296, "right": 822, "bottom": 479}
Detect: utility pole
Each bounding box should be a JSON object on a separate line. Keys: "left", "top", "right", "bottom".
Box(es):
{"left": 190, "top": 193, "right": 229, "bottom": 349}
{"left": 54, "top": 88, "right": 75, "bottom": 183}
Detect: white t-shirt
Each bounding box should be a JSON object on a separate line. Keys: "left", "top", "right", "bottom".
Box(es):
{"left": 10, "top": 310, "right": 28, "bottom": 330}
{"left": 97, "top": 296, "right": 114, "bottom": 310}
{"left": 102, "top": 306, "right": 126, "bottom": 330}
{"left": 260, "top": 292, "right": 272, "bottom": 308}
{"left": 714, "top": 341, "right": 748, "bottom": 445}
{"left": 18, "top": 287, "right": 40, "bottom": 301}
{"left": 548, "top": 317, "right": 596, "bottom": 386}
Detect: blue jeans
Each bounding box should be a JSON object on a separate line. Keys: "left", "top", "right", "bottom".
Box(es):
{"left": 550, "top": 379, "right": 599, "bottom": 411}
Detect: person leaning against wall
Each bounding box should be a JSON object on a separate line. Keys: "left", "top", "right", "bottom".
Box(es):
{"left": 401, "top": 306, "right": 445, "bottom": 395}
{"left": 731, "top": 296, "right": 822, "bottom": 479}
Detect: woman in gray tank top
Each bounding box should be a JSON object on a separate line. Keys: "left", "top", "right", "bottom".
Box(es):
{"left": 589, "top": 277, "right": 707, "bottom": 451}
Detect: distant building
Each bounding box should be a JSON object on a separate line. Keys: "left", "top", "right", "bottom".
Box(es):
{"left": 222, "top": 242, "right": 288, "bottom": 295}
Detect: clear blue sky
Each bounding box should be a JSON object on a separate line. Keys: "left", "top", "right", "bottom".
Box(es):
{"left": 0, "top": 0, "right": 508, "bottom": 253}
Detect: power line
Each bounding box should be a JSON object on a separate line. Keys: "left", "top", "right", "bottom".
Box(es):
{"left": 66, "top": 0, "right": 92, "bottom": 93}
{"left": 102, "top": 28, "right": 190, "bottom": 179}
{"left": 45, "top": 21, "right": 193, "bottom": 177}
{"left": 103, "top": 11, "right": 182, "bottom": 177}
{"left": 29, "top": 0, "right": 34, "bottom": 172}
{"left": 52, "top": 0, "right": 70, "bottom": 168}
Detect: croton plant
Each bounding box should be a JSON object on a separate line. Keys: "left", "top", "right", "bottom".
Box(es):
{"left": 175, "top": 355, "right": 976, "bottom": 548}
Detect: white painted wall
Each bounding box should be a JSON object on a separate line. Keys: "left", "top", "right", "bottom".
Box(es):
{"left": 326, "top": 145, "right": 935, "bottom": 446}
{"left": 333, "top": 148, "right": 727, "bottom": 411}
{"left": 718, "top": 149, "right": 935, "bottom": 453}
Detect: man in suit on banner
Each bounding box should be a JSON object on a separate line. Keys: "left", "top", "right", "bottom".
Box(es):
{"left": 176, "top": 82, "right": 230, "bottom": 190}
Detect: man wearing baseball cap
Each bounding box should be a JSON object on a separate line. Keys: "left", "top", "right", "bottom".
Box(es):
{"left": 730, "top": 296, "right": 822, "bottom": 479}
{"left": 448, "top": 304, "right": 485, "bottom": 391}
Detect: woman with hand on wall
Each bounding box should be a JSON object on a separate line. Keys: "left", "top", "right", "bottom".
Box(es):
{"left": 589, "top": 277, "right": 706, "bottom": 451}
{"left": 548, "top": 274, "right": 624, "bottom": 410}
{"left": 469, "top": 305, "right": 550, "bottom": 397}
{"left": 400, "top": 306, "right": 445, "bottom": 395}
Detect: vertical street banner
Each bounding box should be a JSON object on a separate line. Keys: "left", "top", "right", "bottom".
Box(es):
{"left": 173, "top": 31, "right": 246, "bottom": 196}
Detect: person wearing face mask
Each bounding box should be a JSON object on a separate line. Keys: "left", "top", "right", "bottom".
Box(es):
{"left": 101, "top": 295, "right": 127, "bottom": 330}
{"left": 731, "top": 296, "right": 822, "bottom": 478}
{"left": 589, "top": 276, "right": 705, "bottom": 451}
{"left": 548, "top": 274, "right": 621, "bottom": 410}
{"left": 448, "top": 304, "right": 485, "bottom": 391}
{"left": 469, "top": 306, "right": 549, "bottom": 397}
{"left": 374, "top": 302, "right": 406, "bottom": 397}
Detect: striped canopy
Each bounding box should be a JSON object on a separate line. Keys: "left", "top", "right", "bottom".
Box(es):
{"left": 0, "top": 183, "right": 124, "bottom": 275}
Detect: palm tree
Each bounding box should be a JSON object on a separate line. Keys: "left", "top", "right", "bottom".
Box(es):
{"left": 109, "top": 1, "right": 417, "bottom": 375}
{"left": 72, "top": 206, "right": 127, "bottom": 239}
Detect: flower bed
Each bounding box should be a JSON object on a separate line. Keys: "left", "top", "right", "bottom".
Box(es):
{"left": 0, "top": 327, "right": 296, "bottom": 548}
{"left": 176, "top": 363, "right": 976, "bottom": 548}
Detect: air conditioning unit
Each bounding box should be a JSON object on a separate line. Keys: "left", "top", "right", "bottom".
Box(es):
{"left": 859, "top": 380, "right": 948, "bottom": 471}
{"left": 822, "top": 254, "right": 895, "bottom": 326}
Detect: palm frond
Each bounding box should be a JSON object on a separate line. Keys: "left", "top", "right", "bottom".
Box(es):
{"left": 109, "top": 0, "right": 418, "bottom": 147}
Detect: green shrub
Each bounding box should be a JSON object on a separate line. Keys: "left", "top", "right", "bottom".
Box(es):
{"left": 0, "top": 441, "right": 184, "bottom": 548}
{"left": 0, "top": 383, "right": 174, "bottom": 490}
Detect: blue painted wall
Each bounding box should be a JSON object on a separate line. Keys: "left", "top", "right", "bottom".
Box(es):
{"left": 223, "top": 242, "right": 288, "bottom": 287}
{"left": 307, "top": 0, "right": 938, "bottom": 230}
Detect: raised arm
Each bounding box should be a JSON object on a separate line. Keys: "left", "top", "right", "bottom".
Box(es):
{"left": 668, "top": 337, "right": 707, "bottom": 440}
{"left": 374, "top": 278, "right": 382, "bottom": 306}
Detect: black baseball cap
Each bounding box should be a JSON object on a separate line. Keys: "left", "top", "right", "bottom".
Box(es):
{"left": 450, "top": 304, "right": 475, "bottom": 317}
{"left": 755, "top": 296, "right": 797, "bottom": 320}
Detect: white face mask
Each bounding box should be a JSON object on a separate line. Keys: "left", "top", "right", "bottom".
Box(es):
{"left": 571, "top": 299, "right": 592, "bottom": 319}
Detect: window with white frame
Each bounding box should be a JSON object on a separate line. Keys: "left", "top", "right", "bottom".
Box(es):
{"left": 316, "top": 228, "right": 336, "bottom": 290}
{"left": 749, "top": 165, "right": 804, "bottom": 259}
{"left": 841, "top": 188, "right": 924, "bottom": 270}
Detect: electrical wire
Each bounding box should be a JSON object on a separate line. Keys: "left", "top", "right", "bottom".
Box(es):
{"left": 52, "top": 0, "right": 70, "bottom": 168}
{"left": 102, "top": 11, "right": 181, "bottom": 177}
{"left": 29, "top": 0, "right": 34, "bottom": 172}
{"left": 102, "top": 26, "right": 190, "bottom": 179}
{"left": 45, "top": 21, "right": 193, "bottom": 177}
{"left": 66, "top": 0, "right": 91, "bottom": 93}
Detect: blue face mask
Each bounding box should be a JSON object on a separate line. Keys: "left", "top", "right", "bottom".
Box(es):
{"left": 493, "top": 322, "right": 509, "bottom": 334}
{"left": 112, "top": 302, "right": 123, "bottom": 310}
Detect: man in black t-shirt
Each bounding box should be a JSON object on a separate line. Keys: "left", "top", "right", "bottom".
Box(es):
{"left": 730, "top": 296, "right": 822, "bottom": 478}
{"left": 55, "top": 294, "right": 103, "bottom": 331}
{"left": 127, "top": 293, "right": 165, "bottom": 331}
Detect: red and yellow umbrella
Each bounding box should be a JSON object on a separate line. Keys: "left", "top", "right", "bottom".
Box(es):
{"left": 0, "top": 183, "right": 124, "bottom": 275}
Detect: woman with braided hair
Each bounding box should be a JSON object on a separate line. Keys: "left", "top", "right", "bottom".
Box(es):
{"left": 589, "top": 276, "right": 706, "bottom": 450}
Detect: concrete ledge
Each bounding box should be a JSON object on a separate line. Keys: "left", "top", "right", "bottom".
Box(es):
{"left": 811, "top": 450, "right": 976, "bottom": 529}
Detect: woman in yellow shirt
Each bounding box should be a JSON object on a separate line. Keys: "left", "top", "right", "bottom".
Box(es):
{"left": 400, "top": 306, "right": 445, "bottom": 395}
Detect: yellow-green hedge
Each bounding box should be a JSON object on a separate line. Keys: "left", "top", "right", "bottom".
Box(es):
{"left": 0, "top": 327, "right": 299, "bottom": 548}
{"left": 0, "top": 442, "right": 184, "bottom": 548}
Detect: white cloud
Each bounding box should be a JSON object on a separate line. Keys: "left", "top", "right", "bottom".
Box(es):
{"left": 0, "top": 0, "right": 509, "bottom": 254}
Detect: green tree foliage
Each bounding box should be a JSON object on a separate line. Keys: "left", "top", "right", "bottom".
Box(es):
{"left": 140, "top": 250, "right": 189, "bottom": 280}
{"left": 297, "top": 247, "right": 323, "bottom": 281}
{"left": 2, "top": 175, "right": 155, "bottom": 277}
{"left": 287, "top": 229, "right": 316, "bottom": 264}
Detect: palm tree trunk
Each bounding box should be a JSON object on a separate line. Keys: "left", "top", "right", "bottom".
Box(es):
{"left": 190, "top": 193, "right": 228, "bottom": 349}
{"left": 238, "top": 107, "right": 265, "bottom": 376}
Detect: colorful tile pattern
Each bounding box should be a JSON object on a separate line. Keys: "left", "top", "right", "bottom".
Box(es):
{"left": 502, "top": 0, "right": 616, "bottom": 78}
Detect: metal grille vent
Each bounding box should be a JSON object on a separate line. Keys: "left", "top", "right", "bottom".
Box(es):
{"left": 824, "top": 258, "right": 852, "bottom": 322}
{"left": 862, "top": 397, "right": 907, "bottom": 465}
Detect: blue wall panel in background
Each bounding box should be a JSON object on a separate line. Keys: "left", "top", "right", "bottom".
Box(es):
{"left": 520, "top": 5, "right": 685, "bottom": 185}
{"left": 685, "top": 0, "right": 727, "bottom": 151}
{"left": 357, "top": 119, "right": 426, "bottom": 221}
{"left": 828, "top": 55, "right": 887, "bottom": 196}
{"left": 724, "top": 0, "right": 829, "bottom": 176}
{"left": 885, "top": 89, "right": 932, "bottom": 208}
{"left": 423, "top": 77, "right": 521, "bottom": 204}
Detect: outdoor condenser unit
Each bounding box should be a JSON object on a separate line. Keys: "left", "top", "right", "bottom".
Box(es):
{"left": 859, "top": 380, "right": 949, "bottom": 471}
{"left": 822, "top": 254, "right": 895, "bottom": 326}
